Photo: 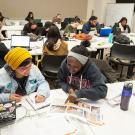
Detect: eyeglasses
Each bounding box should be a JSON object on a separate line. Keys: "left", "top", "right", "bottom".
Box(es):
{"left": 17, "top": 63, "right": 32, "bottom": 72}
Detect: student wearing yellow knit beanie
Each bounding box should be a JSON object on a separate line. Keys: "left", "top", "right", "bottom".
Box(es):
{"left": 4, "top": 47, "right": 32, "bottom": 70}
{"left": 0, "top": 47, "right": 50, "bottom": 103}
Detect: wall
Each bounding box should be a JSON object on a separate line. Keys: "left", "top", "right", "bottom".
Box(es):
{"left": 133, "top": 13, "right": 135, "bottom": 32}
{"left": 93, "top": 0, "right": 115, "bottom": 23}
{"left": 0, "top": 0, "right": 135, "bottom": 32}
{"left": 0, "top": 0, "right": 88, "bottom": 20}
{"left": 86, "top": 0, "right": 94, "bottom": 20}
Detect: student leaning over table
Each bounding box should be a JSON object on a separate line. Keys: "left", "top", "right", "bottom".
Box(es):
{"left": 57, "top": 45, "right": 107, "bottom": 103}
{"left": 82, "top": 16, "right": 100, "bottom": 34}
{"left": 0, "top": 47, "right": 50, "bottom": 103}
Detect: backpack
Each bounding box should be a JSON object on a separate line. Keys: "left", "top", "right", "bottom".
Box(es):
{"left": 80, "top": 40, "right": 91, "bottom": 47}
{"left": 113, "top": 34, "right": 130, "bottom": 44}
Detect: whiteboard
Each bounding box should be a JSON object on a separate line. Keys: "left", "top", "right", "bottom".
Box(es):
{"left": 105, "top": 3, "right": 134, "bottom": 29}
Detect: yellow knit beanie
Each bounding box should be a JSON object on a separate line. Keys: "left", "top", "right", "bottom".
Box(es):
{"left": 4, "top": 47, "right": 32, "bottom": 70}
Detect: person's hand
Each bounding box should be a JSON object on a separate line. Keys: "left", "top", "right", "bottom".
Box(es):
{"left": 31, "top": 24, "right": 37, "bottom": 30}
{"left": 9, "top": 94, "right": 22, "bottom": 102}
{"left": 35, "top": 95, "right": 45, "bottom": 103}
{"left": 70, "top": 33, "right": 76, "bottom": 38}
{"left": 65, "top": 93, "right": 78, "bottom": 104}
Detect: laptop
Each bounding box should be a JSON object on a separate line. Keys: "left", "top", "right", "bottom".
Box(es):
{"left": 100, "top": 27, "right": 112, "bottom": 37}
{"left": 0, "top": 101, "right": 16, "bottom": 123}
{"left": 11, "top": 35, "right": 31, "bottom": 50}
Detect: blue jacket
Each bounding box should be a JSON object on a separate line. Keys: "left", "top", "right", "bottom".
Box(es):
{"left": 0, "top": 64, "right": 50, "bottom": 103}
{"left": 82, "top": 22, "right": 100, "bottom": 34}
{"left": 57, "top": 59, "right": 107, "bottom": 101}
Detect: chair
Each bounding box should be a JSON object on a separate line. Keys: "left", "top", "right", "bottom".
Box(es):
{"left": 109, "top": 43, "right": 135, "bottom": 79}
{"left": 41, "top": 55, "right": 67, "bottom": 79}
{"left": 91, "top": 58, "right": 118, "bottom": 83}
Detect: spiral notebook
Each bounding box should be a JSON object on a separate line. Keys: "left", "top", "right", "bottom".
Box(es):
{"left": 26, "top": 92, "right": 50, "bottom": 110}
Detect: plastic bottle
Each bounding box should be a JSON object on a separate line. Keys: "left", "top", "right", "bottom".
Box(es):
{"left": 120, "top": 82, "right": 133, "bottom": 111}
{"left": 108, "top": 33, "right": 113, "bottom": 43}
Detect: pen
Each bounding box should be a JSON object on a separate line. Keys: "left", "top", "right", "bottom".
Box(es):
{"left": 38, "top": 103, "right": 50, "bottom": 110}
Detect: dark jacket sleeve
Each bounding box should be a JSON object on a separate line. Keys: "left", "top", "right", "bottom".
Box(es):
{"left": 112, "top": 23, "right": 119, "bottom": 34}
{"left": 126, "top": 25, "right": 131, "bottom": 33}
{"left": 82, "top": 23, "right": 90, "bottom": 34}
{"left": 22, "top": 24, "right": 29, "bottom": 35}
{"left": 75, "top": 63, "right": 107, "bottom": 101}
{"left": 96, "top": 22, "right": 101, "bottom": 33}
{"left": 57, "top": 60, "right": 71, "bottom": 93}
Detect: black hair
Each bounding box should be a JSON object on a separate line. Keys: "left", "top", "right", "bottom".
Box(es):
{"left": 71, "top": 45, "right": 89, "bottom": 57}
{"left": 80, "top": 40, "right": 91, "bottom": 47}
{"left": 119, "top": 17, "right": 127, "bottom": 23}
{"left": 45, "top": 25, "right": 61, "bottom": 51}
{"left": 89, "top": 16, "right": 97, "bottom": 21}
{"left": 19, "top": 58, "right": 32, "bottom": 67}
{"left": 44, "top": 21, "right": 54, "bottom": 29}
{"left": 0, "top": 12, "right": 3, "bottom": 17}
{"left": 46, "top": 25, "right": 61, "bottom": 39}
{"left": 25, "top": 11, "right": 34, "bottom": 22}
{"left": 27, "top": 11, "right": 34, "bottom": 18}
{"left": 71, "top": 17, "right": 80, "bottom": 24}
{"left": 74, "top": 17, "right": 81, "bottom": 23}
{"left": 0, "top": 12, "right": 4, "bottom": 22}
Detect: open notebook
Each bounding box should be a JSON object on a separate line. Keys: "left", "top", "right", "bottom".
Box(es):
{"left": 26, "top": 92, "right": 50, "bottom": 110}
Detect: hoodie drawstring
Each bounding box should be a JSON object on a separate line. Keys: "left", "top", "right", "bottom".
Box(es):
{"left": 80, "top": 75, "right": 82, "bottom": 89}
{"left": 69, "top": 74, "right": 83, "bottom": 90}
{"left": 69, "top": 74, "right": 72, "bottom": 84}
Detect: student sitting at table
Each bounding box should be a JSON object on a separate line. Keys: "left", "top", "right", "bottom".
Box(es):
{"left": 82, "top": 16, "right": 100, "bottom": 34}
{"left": 52, "top": 13, "right": 62, "bottom": 24}
{"left": 43, "top": 25, "right": 68, "bottom": 56}
{"left": 0, "top": 47, "right": 50, "bottom": 103}
{"left": 25, "top": 11, "right": 34, "bottom": 22}
{"left": 112, "top": 17, "right": 130, "bottom": 34}
{"left": 57, "top": 45, "right": 107, "bottom": 103}
{"left": 22, "top": 19, "right": 42, "bottom": 36}
{"left": 64, "top": 18, "right": 81, "bottom": 37}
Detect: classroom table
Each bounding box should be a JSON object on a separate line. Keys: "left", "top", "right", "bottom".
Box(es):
{"left": 0, "top": 81, "right": 135, "bottom": 135}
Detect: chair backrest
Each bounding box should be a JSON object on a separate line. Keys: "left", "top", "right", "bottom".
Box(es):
{"left": 41, "top": 55, "right": 67, "bottom": 74}
{"left": 110, "top": 43, "right": 135, "bottom": 61}
{"left": 91, "top": 58, "right": 118, "bottom": 83}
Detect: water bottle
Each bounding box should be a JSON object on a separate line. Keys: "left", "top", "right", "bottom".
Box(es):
{"left": 120, "top": 82, "right": 133, "bottom": 111}
{"left": 108, "top": 33, "right": 113, "bottom": 43}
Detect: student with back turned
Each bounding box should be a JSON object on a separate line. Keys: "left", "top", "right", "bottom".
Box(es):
{"left": 43, "top": 25, "right": 68, "bottom": 56}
